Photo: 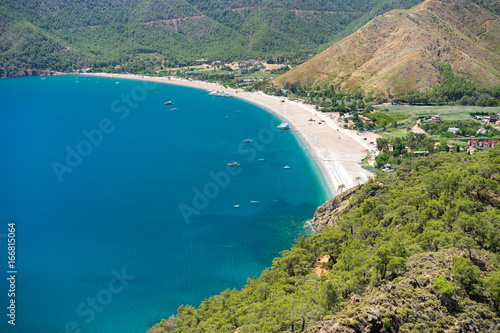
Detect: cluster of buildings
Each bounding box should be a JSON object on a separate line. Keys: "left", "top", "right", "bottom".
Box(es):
{"left": 467, "top": 139, "right": 499, "bottom": 154}
{"left": 429, "top": 113, "right": 500, "bottom": 124}
{"left": 448, "top": 126, "right": 489, "bottom": 135}
{"left": 473, "top": 113, "right": 500, "bottom": 125}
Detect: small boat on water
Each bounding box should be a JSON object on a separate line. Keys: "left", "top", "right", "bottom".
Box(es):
{"left": 250, "top": 201, "right": 259, "bottom": 203}
{"left": 165, "top": 101, "right": 173, "bottom": 105}
{"left": 234, "top": 205, "right": 240, "bottom": 208}
{"left": 283, "top": 165, "right": 291, "bottom": 169}
{"left": 208, "top": 89, "right": 232, "bottom": 97}
{"left": 170, "top": 108, "right": 177, "bottom": 111}
{"left": 228, "top": 162, "right": 240, "bottom": 167}
{"left": 277, "top": 122, "right": 290, "bottom": 130}
{"left": 258, "top": 159, "right": 265, "bottom": 161}
{"left": 243, "top": 139, "right": 252, "bottom": 143}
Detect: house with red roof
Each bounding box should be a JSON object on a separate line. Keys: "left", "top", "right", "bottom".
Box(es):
{"left": 467, "top": 139, "right": 498, "bottom": 149}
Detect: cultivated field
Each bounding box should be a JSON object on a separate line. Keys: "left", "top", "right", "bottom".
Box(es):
{"left": 377, "top": 105, "right": 500, "bottom": 126}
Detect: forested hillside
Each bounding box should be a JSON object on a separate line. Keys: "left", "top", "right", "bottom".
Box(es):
{"left": 0, "top": 0, "right": 420, "bottom": 77}
{"left": 275, "top": 0, "right": 500, "bottom": 96}
{"left": 149, "top": 147, "right": 500, "bottom": 332}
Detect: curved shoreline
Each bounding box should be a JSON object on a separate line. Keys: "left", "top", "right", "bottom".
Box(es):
{"left": 80, "top": 73, "right": 380, "bottom": 194}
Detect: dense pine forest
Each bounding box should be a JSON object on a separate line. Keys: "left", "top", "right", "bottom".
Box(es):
{"left": 0, "top": 0, "right": 421, "bottom": 77}
{"left": 149, "top": 147, "right": 500, "bottom": 332}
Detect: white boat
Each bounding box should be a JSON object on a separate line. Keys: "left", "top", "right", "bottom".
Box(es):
{"left": 243, "top": 139, "right": 252, "bottom": 143}
{"left": 164, "top": 101, "right": 173, "bottom": 105}
{"left": 250, "top": 201, "right": 259, "bottom": 203}
{"left": 228, "top": 162, "right": 240, "bottom": 167}
{"left": 234, "top": 205, "right": 240, "bottom": 208}
{"left": 283, "top": 165, "right": 290, "bottom": 169}
{"left": 277, "top": 122, "right": 290, "bottom": 130}
{"left": 208, "top": 89, "right": 232, "bottom": 97}
{"left": 170, "top": 108, "right": 177, "bottom": 111}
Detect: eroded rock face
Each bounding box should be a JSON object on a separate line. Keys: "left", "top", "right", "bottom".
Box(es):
{"left": 310, "top": 185, "right": 361, "bottom": 232}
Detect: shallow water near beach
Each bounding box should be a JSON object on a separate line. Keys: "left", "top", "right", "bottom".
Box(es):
{"left": 0, "top": 75, "right": 329, "bottom": 332}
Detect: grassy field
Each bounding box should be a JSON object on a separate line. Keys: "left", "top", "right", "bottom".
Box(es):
{"left": 380, "top": 130, "right": 408, "bottom": 140}
{"left": 374, "top": 105, "right": 500, "bottom": 126}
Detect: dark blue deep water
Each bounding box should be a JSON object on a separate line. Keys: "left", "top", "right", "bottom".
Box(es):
{"left": 0, "top": 75, "right": 330, "bottom": 332}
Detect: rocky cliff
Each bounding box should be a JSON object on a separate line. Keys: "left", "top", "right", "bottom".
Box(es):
{"left": 310, "top": 185, "right": 361, "bottom": 233}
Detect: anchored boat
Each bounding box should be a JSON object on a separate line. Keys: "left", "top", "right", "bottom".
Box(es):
{"left": 277, "top": 122, "right": 290, "bottom": 130}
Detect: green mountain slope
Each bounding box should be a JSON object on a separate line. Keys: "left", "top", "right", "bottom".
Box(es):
{"left": 149, "top": 148, "right": 500, "bottom": 332}
{"left": 0, "top": 8, "right": 89, "bottom": 77}
{"left": 274, "top": 0, "right": 500, "bottom": 95}
{"left": 0, "top": 0, "right": 421, "bottom": 77}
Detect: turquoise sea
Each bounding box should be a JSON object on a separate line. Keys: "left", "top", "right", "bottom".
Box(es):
{"left": 0, "top": 75, "right": 330, "bottom": 332}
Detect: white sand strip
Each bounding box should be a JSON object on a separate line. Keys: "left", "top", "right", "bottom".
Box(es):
{"left": 80, "top": 73, "right": 380, "bottom": 195}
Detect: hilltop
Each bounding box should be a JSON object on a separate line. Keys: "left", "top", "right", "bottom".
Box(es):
{"left": 274, "top": 0, "right": 500, "bottom": 95}
{"left": 0, "top": 0, "right": 421, "bottom": 77}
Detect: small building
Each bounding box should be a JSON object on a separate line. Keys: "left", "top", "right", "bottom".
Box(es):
{"left": 448, "top": 127, "right": 460, "bottom": 134}
{"left": 382, "top": 164, "right": 392, "bottom": 172}
{"left": 476, "top": 127, "right": 487, "bottom": 135}
{"left": 430, "top": 115, "right": 441, "bottom": 122}
{"left": 343, "top": 114, "right": 354, "bottom": 120}
{"left": 247, "top": 60, "right": 261, "bottom": 66}
{"left": 361, "top": 116, "right": 371, "bottom": 121}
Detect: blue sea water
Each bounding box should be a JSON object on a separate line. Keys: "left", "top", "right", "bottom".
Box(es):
{"left": 0, "top": 75, "right": 330, "bottom": 333}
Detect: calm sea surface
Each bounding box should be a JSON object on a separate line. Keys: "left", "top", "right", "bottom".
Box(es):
{"left": 0, "top": 75, "right": 330, "bottom": 332}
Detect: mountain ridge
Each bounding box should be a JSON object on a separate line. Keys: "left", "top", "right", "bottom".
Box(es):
{"left": 274, "top": 0, "right": 500, "bottom": 95}
{"left": 0, "top": 0, "right": 420, "bottom": 77}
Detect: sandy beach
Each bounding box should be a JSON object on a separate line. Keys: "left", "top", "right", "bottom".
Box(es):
{"left": 81, "top": 73, "right": 380, "bottom": 194}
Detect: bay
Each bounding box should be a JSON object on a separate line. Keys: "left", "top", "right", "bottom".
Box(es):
{"left": 0, "top": 75, "right": 329, "bottom": 332}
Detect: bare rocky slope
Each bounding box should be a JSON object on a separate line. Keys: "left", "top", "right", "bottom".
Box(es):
{"left": 274, "top": 0, "right": 500, "bottom": 95}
